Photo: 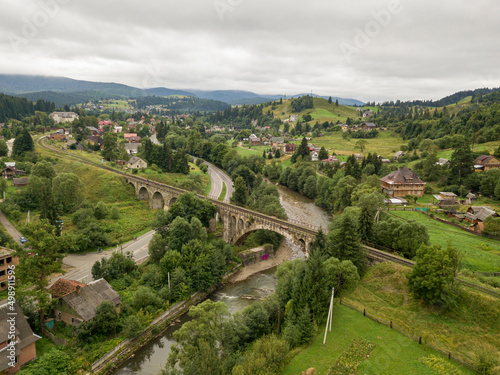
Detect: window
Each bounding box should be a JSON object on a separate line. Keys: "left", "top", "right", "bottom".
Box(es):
{"left": 6, "top": 257, "right": 12, "bottom": 263}
{"left": 0, "top": 259, "right": 4, "bottom": 266}
{"left": 0, "top": 270, "right": 5, "bottom": 276}
{"left": 71, "top": 317, "right": 75, "bottom": 324}
{"left": 57, "top": 312, "right": 61, "bottom": 320}
{"left": 0, "top": 282, "right": 5, "bottom": 289}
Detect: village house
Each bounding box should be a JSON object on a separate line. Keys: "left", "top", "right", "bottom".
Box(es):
{"left": 354, "top": 153, "right": 363, "bottom": 161}
{"left": 271, "top": 137, "right": 285, "bottom": 148}
{"left": 124, "top": 133, "right": 141, "bottom": 143}
{"left": 465, "top": 193, "right": 477, "bottom": 204}
{"left": 464, "top": 206, "right": 499, "bottom": 233}
{"left": 433, "top": 192, "right": 458, "bottom": 206}
{"left": 50, "top": 278, "right": 121, "bottom": 326}
{"left": 248, "top": 134, "right": 261, "bottom": 145}
{"left": 0, "top": 301, "right": 41, "bottom": 374}
{"left": 361, "top": 122, "right": 377, "bottom": 131}
{"left": 290, "top": 115, "right": 299, "bottom": 122}
{"left": 393, "top": 151, "right": 406, "bottom": 161}
{"left": 362, "top": 110, "right": 374, "bottom": 118}
{"left": 436, "top": 158, "right": 450, "bottom": 166}
{"left": 0, "top": 248, "right": 18, "bottom": 291}
{"left": 380, "top": 167, "right": 426, "bottom": 197}
{"left": 86, "top": 127, "right": 102, "bottom": 136}
{"left": 12, "top": 178, "right": 29, "bottom": 187}
{"left": 49, "top": 112, "right": 79, "bottom": 123}
{"left": 115, "top": 160, "right": 128, "bottom": 167}
{"left": 341, "top": 124, "right": 349, "bottom": 132}
{"left": 311, "top": 151, "right": 319, "bottom": 161}
{"left": 50, "top": 133, "right": 67, "bottom": 141}
{"left": 321, "top": 155, "right": 339, "bottom": 164}
{"left": 86, "top": 135, "right": 102, "bottom": 147}
{"left": 1, "top": 166, "right": 17, "bottom": 179}
{"left": 124, "top": 143, "right": 140, "bottom": 155}
{"left": 473, "top": 155, "right": 500, "bottom": 171}
{"left": 127, "top": 156, "right": 148, "bottom": 170}
{"left": 284, "top": 144, "right": 297, "bottom": 154}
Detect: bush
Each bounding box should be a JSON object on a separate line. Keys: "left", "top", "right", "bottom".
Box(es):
{"left": 123, "top": 315, "right": 144, "bottom": 339}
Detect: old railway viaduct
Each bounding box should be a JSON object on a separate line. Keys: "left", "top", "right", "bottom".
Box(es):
{"left": 126, "top": 175, "right": 319, "bottom": 252}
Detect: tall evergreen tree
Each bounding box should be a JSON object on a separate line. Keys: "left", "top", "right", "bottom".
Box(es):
{"left": 12, "top": 128, "right": 34, "bottom": 157}
{"left": 326, "top": 215, "right": 367, "bottom": 276}
{"left": 358, "top": 205, "right": 374, "bottom": 242}
{"left": 448, "top": 144, "right": 474, "bottom": 184}
{"left": 318, "top": 146, "right": 328, "bottom": 160}
{"left": 291, "top": 137, "right": 310, "bottom": 163}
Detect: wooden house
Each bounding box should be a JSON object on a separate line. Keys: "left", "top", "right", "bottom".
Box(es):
{"left": 0, "top": 301, "right": 41, "bottom": 374}
{"left": 50, "top": 278, "right": 121, "bottom": 326}
{"left": 433, "top": 192, "right": 458, "bottom": 206}
{"left": 380, "top": 167, "right": 426, "bottom": 197}
{"left": 474, "top": 155, "right": 500, "bottom": 171}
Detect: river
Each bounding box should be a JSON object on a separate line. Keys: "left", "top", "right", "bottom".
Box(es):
{"left": 113, "top": 184, "right": 331, "bottom": 374}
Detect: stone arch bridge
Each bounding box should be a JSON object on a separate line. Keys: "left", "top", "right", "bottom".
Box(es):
{"left": 125, "top": 175, "right": 319, "bottom": 252}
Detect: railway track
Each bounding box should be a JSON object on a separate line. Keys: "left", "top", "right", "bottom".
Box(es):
{"left": 37, "top": 136, "right": 500, "bottom": 299}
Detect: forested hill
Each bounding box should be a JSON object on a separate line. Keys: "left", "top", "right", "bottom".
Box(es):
{"left": 133, "top": 96, "right": 230, "bottom": 112}
{"left": 381, "top": 87, "right": 500, "bottom": 107}
{"left": 0, "top": 74, "right": 144, "bottom": 97}
{"left": 0, "top": 93, "right": 54, "bottom": 122}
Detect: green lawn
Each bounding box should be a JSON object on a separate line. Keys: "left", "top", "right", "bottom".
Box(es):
{"left": 284, "top": 303, "right": 475, "bottom": 375}
{"left": 262, "top": 97, "right": 361, "bottom": 124}
{"left": 343, "top": 262, "right": 500, "bottom": 368}
{"left": 389, "top": 210, "right": 500, "bottom": 272}
{"left": 307, "top": 130, "right": 405, "bottom": 158}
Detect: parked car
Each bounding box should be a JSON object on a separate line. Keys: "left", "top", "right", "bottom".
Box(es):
{"left": 20, "top": 236, "right": 27, "bottom": 244}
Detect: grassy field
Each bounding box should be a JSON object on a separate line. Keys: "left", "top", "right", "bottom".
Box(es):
{"left": 388, "top": 210, "right": 500, "bottom": 272}
{"left": 284, "top": 302, "right": 475, "bottom": 375}
{"left": 52, "top": 160, "right": 156, "bottom": 246}
{"left": 262, "top": 97, "right": 361, "bottom": 123}
{"left": 436, "top": 140, "right": 500, "bottom": 160}
{"left": 342, "top": 262, "right": 500, "bottom": 369}
{"left": 303, "top": 130, "right": 405, "bottom": 157}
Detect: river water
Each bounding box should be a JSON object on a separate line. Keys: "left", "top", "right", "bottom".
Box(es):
{"left": 113, "top": 184, "right": 331, "bottom": 375}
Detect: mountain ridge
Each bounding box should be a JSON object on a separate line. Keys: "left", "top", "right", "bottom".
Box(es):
{"left": 0, "top": 74, "right": 365, "bottom": 106}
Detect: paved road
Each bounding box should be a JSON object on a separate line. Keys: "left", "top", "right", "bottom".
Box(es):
{"left": 0, "top": 210, "right": 23, "bottom": 246}
{"left": 205, "top": 160, "right": 234, "bottom": 202}
{"left": 150, "top": 134, "right": 233, "bottom": 201}
{"left": 50, "top": 230, "right": 155, "bottom": 284}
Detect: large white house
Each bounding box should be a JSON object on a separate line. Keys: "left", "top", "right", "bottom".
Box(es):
{"left": 49, "top": 112, "right": 79, "bottom": 123}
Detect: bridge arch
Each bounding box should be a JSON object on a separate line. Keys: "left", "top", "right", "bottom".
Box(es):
{"left": 151, "top": 191, "right": 164, "bottom": 209}
{"left": 138, "top": 186, "right": 149, "bottom": 200}
{"left": 169, "top": 197, "right": 177, "bottom": 206}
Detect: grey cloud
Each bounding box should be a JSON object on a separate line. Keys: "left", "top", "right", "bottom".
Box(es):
{"left": 0, "top": 0, "right": 499, "bottom": 101}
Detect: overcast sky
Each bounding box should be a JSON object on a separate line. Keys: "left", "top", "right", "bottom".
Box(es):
{"left": 1, "top": 0, "right": 499, "bottom": 102}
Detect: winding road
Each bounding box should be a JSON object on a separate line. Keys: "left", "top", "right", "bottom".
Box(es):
{"left": 150, "top": 134, "right": 234, "bottom": 201}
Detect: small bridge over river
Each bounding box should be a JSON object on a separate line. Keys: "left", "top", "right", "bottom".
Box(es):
{"left": 126, "top": 175, "right": 319, "bottom": 252}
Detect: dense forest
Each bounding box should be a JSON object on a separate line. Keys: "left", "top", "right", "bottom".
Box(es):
{"left": 133, "top": 95, "right": 230, "bottom": 112}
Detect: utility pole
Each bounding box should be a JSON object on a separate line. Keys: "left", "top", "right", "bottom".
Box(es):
{"left": 323, "top": 287, "right": 335, "bottom": 345}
